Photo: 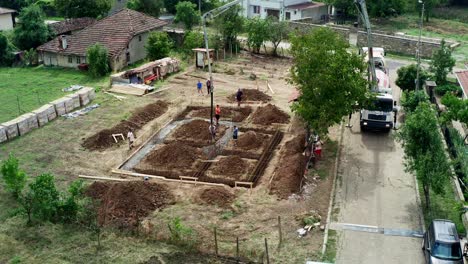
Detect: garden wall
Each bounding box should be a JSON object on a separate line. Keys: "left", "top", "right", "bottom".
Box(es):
{"left": 288, "top": 21, "right": 350, "bottom": 41}
{"left": 0, "top": 87, "right": 95, "bottom": 143}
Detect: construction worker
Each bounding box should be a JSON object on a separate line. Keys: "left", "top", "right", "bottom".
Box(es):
{"left": 215, "top": 105, "right": 221, "bottom": 125}
{"left": 236, "top": 88, "right": 243, "bottom": 107}
{"left": 127, "top": 129, "right": 135, "bottom": 150}
{"left": 209, "top": 124, "right": 217, "bottom": 141}
{"left": 232, "top": 125, "right": 239, "bottom": 146}
{"left": 197, "top": 80, "right": 203, "bottom": 96}
{"left": 206, "top": 79, "right": 212, "bottom": 94}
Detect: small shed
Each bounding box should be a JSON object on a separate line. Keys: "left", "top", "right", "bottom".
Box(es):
{"left": 424, "top": 80, "right": 437, "bottom": 103}
{"left": 192, "top": 48, "right": 214, "bottom": 68}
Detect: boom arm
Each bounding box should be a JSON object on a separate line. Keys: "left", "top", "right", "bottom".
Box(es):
{"left": 354, "top": 0, "right": 377, "bottom": 91}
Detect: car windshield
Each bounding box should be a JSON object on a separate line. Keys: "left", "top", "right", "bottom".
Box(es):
{"left": 368, "top": 99, "right": 393, "bottom": 112}
{"left": 432, "top": 242, "right": 462, "bottom": 260}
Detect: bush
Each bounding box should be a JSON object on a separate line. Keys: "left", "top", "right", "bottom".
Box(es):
{"left": 401, "top": 90, "right": 429, "bottom": 113}
{"left": 87, "top": 43, "right": 110, "bottom": 77}
{"left": 168, "top": 217, "right": 197, "bottom": 249}
{"left": 0, "top": 32, "right": 14, "bottom": 66}
{"left": 0, "top": 154, "right": 27, "bottom": 199}
{"left": 145, "top": 31, "right": 173, "bottom": 60}
{"left": 435, "top": 84, "right": 462, "bottom": 96}
{"left": 182, "top": 31, "right": 204, "bottom": 54}
{"left": 396, "top": 64, "right": 428, "bottom": 91}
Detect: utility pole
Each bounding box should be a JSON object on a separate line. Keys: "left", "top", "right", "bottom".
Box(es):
{"left": 416, "top": 0, "right": 425, "bottom": 91}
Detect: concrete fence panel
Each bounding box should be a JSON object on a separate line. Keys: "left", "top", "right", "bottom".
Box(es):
{"left": 2, "top": 120, "right": 19, "bottom": 140}
{"left": 0, "top": 126, "right": 7, "bottom": 143}
{"left": 50, "top": 98, "right": 67, "bottom": 116}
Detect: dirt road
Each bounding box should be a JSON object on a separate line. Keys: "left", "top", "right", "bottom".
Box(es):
{"left": 332, "top": 59, "right": 425, "bottom": 264}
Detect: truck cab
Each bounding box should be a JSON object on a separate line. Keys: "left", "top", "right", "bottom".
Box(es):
{"left": 360, "top": 93, "right": 394, "bottom": 132}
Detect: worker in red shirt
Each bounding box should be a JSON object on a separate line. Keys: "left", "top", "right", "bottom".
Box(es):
{"left": 215, "top": 104, "right": 221, "bottom": 125}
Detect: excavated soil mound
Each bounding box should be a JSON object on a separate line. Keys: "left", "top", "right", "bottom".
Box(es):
{"left": 83, "top": 101, "right": 168, "bottom": 151}
{"left": 236, "top": 131, "right": 269, "bottom": 150}
{"left": 199, "top": 188, "right": 235, "bottom": 207}
{"left": 190, "top": 107, "right": 252, "bottom": 122}
{"left": 270, "top": 135, "right": 306, "bottom": 199}
{"left": 143, "top": 142, "right": 204, "bottom": 170}
{"left": 227, "top": 89, "right": 272, "bottom": 102}
{"left": 173, "top": 119, "right": 225, "bottom": 141}
{"left": 251, "top": 104, "right": 290, "bottom": 125}
{"left": 86, "top": 181, "right": 174, "bottom": 227}
{"left": 211, "top": 155, "right": 248, "bottom": 176}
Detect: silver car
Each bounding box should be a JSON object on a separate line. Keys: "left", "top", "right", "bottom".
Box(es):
{"left": 422, "top": 219, "right": 463, "bottom": 264}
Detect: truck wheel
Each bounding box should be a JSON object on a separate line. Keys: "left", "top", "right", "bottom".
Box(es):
{"left": 360, "top": 125, "right": 366, "bottom": 132}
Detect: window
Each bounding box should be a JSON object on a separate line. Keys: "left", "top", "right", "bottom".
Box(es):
{"left": 252, "top": 5, "right": 260, "bottom": 14}
{"left": 126, "top": 52, "right": 130, "bottom": 63}
{"left": 285, "top": 12, "right": 291, "bottom": 20}
{"left": 76, "top": 57, "right": 81, "bottom": 64}
{"left": 138, "top": 35, "right": 142, "bottom": 42}
{"left": 68, "top": 56, "right": 73, "bottom": 63}
{"left": 294, "top": 10, "right": 297, "bottom": 15}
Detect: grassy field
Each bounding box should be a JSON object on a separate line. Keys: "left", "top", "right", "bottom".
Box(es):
{"left": 372, "top": 15, "right": 468, "bottom": 67}
{"left": 0, "top": 66, "right": 108, "bottom": 123}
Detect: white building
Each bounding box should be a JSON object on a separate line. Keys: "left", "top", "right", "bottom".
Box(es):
{"left": 0, "top": 7, "right": 16, "bottom": 31}
{"left": 241, "top": 0, "right": 329, "bottom": 22}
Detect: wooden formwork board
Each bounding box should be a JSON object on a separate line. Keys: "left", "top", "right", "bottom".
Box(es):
{"left": 79, "top": 175, "right": 132, "bottom": 182}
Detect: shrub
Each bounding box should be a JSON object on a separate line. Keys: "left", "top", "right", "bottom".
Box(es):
{"left": 87, "top": 43, "right": 109, "bottom": 77}
{"left": 145, "top": 31, "right": 173, "bottom": 60}
{"left": 0, "top": 154, "right": 27, "bottom": 199}
{"left": 401, "top": 90, "right": 429, "bottom": 113}
{"left": 435, "top": 84, "right": 462, "bottom": 96}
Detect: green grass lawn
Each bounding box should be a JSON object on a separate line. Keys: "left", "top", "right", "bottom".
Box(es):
{"left": 0, "top": 66, "right": 108, "bottom": 123}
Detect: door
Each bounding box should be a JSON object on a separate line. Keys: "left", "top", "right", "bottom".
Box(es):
{"left": 266, "top": 9, "right": 280, "bottom": 19}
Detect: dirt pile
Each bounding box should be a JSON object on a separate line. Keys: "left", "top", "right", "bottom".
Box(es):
{"left": 86, "top": 181, "right": 174, "bottom": 227}
{"left": 190, "top": 107, "right": 252, "bottom": 122}
{"left": 83, "top": 101, "right": 168, "bottom": 151}
{"left": 236, "top": 131, "right": 268, "bottom": 150}
{"left": 270, "top": 135, "right": 307, "bottom": 199}
{"left": 173, "top": 119, "right": 225, "bottom": 141}
{"left": 211, "top": 155, "right": 248, "bottom": 176}
{"left": 199, "top": 188, "right": 235, "bottom": 207}
{"left": 251, "top": 104, "right": 290, "bottom": 125}
{"left": 227, "top": 89, "right": 272, "bottom": 102}
{"left": 143, "top": 142, "right": 204, "bottom": 170}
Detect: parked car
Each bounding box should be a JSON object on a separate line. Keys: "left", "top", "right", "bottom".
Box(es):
{"left": 422, "top": 219, "right": 463, "bottom": 264}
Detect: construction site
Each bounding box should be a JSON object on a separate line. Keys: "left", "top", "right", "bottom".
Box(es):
{"left": 76, "top": 54, "right": 338, "bottom": 262}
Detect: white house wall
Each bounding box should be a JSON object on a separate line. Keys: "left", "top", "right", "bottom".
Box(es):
{"left": 0, "top": 13, "right": 14, "bottom": 31}
{"left": 127, "top": 32, "right": 150, "bottom": 65}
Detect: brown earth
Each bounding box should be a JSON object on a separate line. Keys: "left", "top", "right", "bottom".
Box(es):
{"left": 251, "top": 104, "right": 290, "bottom": 125}
{"left": 190, "top": 106, "right": 252, "bottom": 122}
{"left": 142, "top": 142, "right": 205, "bottom": 170}
{"left": 173, "top": 119, "right": 226, "bottom": 142}
{"left": 85, "top": 181, "right": 174, "bottom": 227}
{"left": 227, "top": 89, "right": 272, "bottom": 102}
{"left": 198, "top": 188, "right": 235, "bottom": 208}
{"left": 210, "top": 155, "right": 248, "bottom": 177}
{"left": 83, "top": 101, "right": 168, "bottom": 151}
{"left": 236, "top": 131, "right": 269, "bottom": 150}
{"left": 270, "top": 134, "right": 307, "bottom": 199}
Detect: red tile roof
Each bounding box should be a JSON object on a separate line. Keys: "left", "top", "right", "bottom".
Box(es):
{"left": 49, "top": 18, "right": 97, "bottom": 35}
{"left": 0, "top": 7, "right": 16, "bottom": 14}
{"left": 285, "top": 2, "right": 326, "bottom": 10}
{"left": 37, "top": 9, "right": 167, "bottom": 58}
{"left": 455, "top": 70, "right": 468, "bottom": 99}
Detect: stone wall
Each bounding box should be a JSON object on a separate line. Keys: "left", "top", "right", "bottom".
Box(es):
{"left": 357, "top": 31, "right": 457, "bottom": 58}
{"left": 288, "top": 21, "right": 350, "bottom": 41}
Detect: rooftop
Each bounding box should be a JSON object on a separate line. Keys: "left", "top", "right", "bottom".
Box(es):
{"left": 0, "top": 7, "right": 16, "bottom": 14}
{"left": 49, "top": 18, "right": 97, "bottom": 35}
{"left": 455, "top": 70, "right": 468, "bottom": 99}
{"left": 285, "top": 2, "right": 326, "bottom": 10}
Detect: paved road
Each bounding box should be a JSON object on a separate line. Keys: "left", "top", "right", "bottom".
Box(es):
{"left": 332, "top": 59, "right": 426, "bottom": 264}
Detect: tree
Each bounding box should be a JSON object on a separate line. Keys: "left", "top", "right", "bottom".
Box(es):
{"left": 401, "top": 90, "right": 429, "bottom": 113}
{"left": 396, "top": 64, "right": 428, "bottom": 92}
{"left": 420, "top": 0, "right": 441, "bottom": 22}
{"left": 430, "top": 39, "right": 456, "bottom": 85}
{"left": 215, "top": 5, "right": 243, "bottom": 49}
{"left": 324, "top": 0, "right": 355, "bottom": 21}
{"left": 441, "top": 94, "right": 468, "bottom": 124}
{"left": 0, "top": 0, "right": 30, "bottom": 10}
{"left": 0, "top": 154, "right": 27, "bottom": 199}
{"left": 13, "top": 5, "right": 49, "bottom": 50}
{"left": 54, "top": 0, "right": 111, "bottom": 18}
{"left": 245, "top": 17, "right": 271, "bottom": 54}
{"left": 23, "top": 48, "right": 38, "bottom": 66}
{"left": 28, "top": 173, "right": 60, "bottom": 222}
{"left": 398, "top": 102, "right": 450, "bottom": 209}
{"left": 146, "top": 31, "right": 173, "bottom": 60}
{"left": 182, "top": 31, "right": 204, "bottom": 54}
{"left": 290, "top": 28, "right": 369, "bottom": 135}
{"left": 367, "top": 0, "right": 406, "bottom": 17}
{"left": 268, "top": 17, "right": 288, "bottom": 56}
{"left": 174, "top": 1, "right": 200, "bottom": 31}
{"left": 0, "top": 32, "right": 14, "bottom": 66}
{"left": 87, "top": 43, "right": 110, "bottom": 78}
{"left": 164, "top": 0, "right": 219, "bottom": 14}
{"left": 127, "top": 0, "right": 164, "bottom": 18}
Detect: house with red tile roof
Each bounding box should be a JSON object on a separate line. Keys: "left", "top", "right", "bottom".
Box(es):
{"left": 37, "top": 9, "right": 167, "bottom": 71}
{"left": 455, "top": 70, "right": 468, "bottom": 99}
{"left": 49, "top": 18, "right": 97, "bottom": 36}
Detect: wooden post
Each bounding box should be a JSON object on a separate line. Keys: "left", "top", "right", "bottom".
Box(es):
{"left": 264, "top": 238, "right": 270, "bottom": 264}
{"left": 214, "top": 227, "right": 218, "bottom": 256}
{"left": 278, "top": 216, "right": 282, "bottom": 250}
{"left": 236, "top": 236, "right": 240, "bottom": 263}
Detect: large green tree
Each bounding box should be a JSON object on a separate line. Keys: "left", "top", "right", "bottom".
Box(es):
{"left": 0, "top": 154, "right": 27, "bottom": 199}
{"left": 13, "top": 5, "right": 49, "bottom": 50}
{"left": 174, "top": 1, "right": 200, "bottom": 31}
{"left": 127, "top": 0, "right": 164, "bottom": 18}
{"left": 396, "top": 64, "right": 428, "bottom": 92}
{"left": 164, "top": 0, "right": 218, "bottom": 14}
{"left": 245, "top": 17, "right": 271, "bottom": 54}
{"left": 441, "top": 94, "right": 468, "bottom": 125}
{"left": 430, "top": 39, "right": 455, "bottom": 85}
{"left": 398, "top": 102, "right": 450, "bottom": 209}
{"left": 324, "top": 0, "right": 355, "bottom": 20}
{"left": 0, "top": 32, "right": 14, "bottom": 66}
{"left": 54, "top": 0, "right": 111, "bottom": 18}
{"left": 86, "top": 43, "right": 110, "bottom": 78}
{"left": 146, "top": 31, "right": 173, "bottom": 60}
{"left": 182, "top": 31, "right": 204, "bottom": 54}
{"left": 268, "top": 17, "right": 288, "bottom": 56}
{"left": 290, "top": 27, "right": 369, "bottom": 135}
{"left": 214, "top": 5, "right": 243, "bottom": 49}
{"left": 367, "top": 0, "right": 406, "bottom": 17}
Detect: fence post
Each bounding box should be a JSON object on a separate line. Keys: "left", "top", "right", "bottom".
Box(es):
{"left": 264, "top": 238, "right": 270, "bottom": 264}
{"left": 236, "top": 236, "right": 239, "bottom": 263}
{"left": 214, "top": 227, "right": 218, "bottom": 256}
{"left": 16, "top": 95, "right": 21, "bottom": 116}
{"left": 278, "top": 216, "right": 282, "bottom": 250}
